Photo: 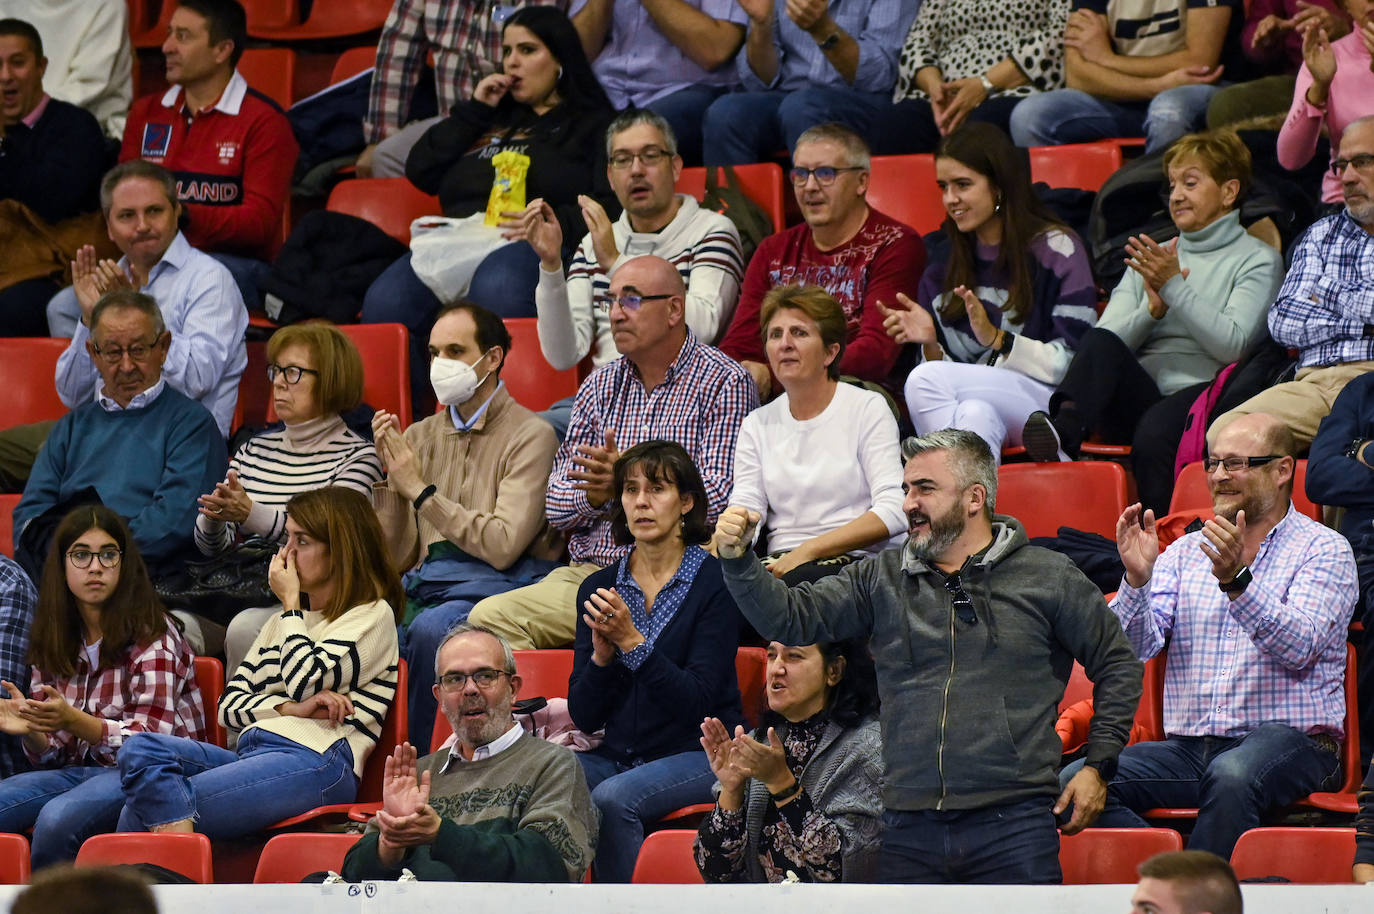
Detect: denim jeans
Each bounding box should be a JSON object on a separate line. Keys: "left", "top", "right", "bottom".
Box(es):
{"left": 361, "top": 245, "right": 541, "bottom": 412}
{"left": 116, "top": 728, "right": 357, "bottom": 838}
{"left": 701, "top": 87, "right": 892, "bottom": 165}
{"left": 1008, "top": 85, "right": 1220, "bottom": 153}
{"left": 645, "top": 85, "right": 728, "bottom": 167}
{"left": 577, "top": 748, "right": 716, "bottom": 883}
{"left": 1059, "top": 723, "right": 1341, "bottom": 857}
{"left": 208, "top": 252, "right": 272, "bottom": 310}
{"left": 877, "top": 797, "right": 1062, "bottom": 883}
{"left": 0, "top": 766, "right": 125, "bottom": 869}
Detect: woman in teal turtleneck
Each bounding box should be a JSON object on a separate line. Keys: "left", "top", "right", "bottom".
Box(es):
{"left": 1021, "top": 130, "right": 1285, "bottom": 512}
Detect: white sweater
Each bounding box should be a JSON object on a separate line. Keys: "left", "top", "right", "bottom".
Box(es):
{"left": 731, "top": 383, "right": 907, "bottom": 556}
{"left": 9, "top": 0, "right": 132, "bottom": 138}
{"left": 534, "top": 195, "right": 744, "bottom": 369}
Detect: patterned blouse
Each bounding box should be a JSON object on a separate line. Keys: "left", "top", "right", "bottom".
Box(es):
{"left": 893, "top": 0, "right": 1072, "bottom": 102}
{"left": 695, "top": 713, "right": 844, "bottom": 883}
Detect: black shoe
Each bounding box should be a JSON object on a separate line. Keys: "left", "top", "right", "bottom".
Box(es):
{"left": 1022, "top": 411, "right": 1066, "bottom": 462}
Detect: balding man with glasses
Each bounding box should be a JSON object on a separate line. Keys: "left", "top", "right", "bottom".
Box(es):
{"left": 714, "top": 427, "right": 1141, "bottom": 883}
{"left": 1061, "top": 412, "right": 1357, "bottom": 860}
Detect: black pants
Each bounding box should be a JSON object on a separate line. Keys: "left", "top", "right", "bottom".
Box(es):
{"left": 874, "top": 95, "right": 1025, "bottom": 155}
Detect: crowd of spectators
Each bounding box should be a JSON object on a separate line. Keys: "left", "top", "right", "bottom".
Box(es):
{"left": 1, "top": 0, "right": 1374, "bottom": 889}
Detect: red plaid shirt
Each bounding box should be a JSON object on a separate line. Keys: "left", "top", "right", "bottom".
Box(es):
{"left": 365, "top": 0, "right": 570, "bottom": 143}
{"left": 26, "top": 627, "right": 208, "bottom": 768}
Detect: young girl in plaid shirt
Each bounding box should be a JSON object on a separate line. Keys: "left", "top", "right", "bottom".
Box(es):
{"left": 0, "top": 506, "right": 207, "bottom": 869}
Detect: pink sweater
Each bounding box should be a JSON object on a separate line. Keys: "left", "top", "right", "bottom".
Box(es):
{"left": 1278, "top": 30, "right": 1374, "bottom": 204}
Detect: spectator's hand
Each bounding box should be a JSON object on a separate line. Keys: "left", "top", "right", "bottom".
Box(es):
{"left": 1251, "top": 14, "right": 1288, "bottom": 49}
{"left": 376, "top": 804, "right": 442, "bottom": 852}
{"left": 579, "top": 195, "right": 618, "bottom": 272}
{"left": 765, "top": 547, "right": 811, "bottom": 579}
{"left": 877, "top": 294, "right": 937, "bottom": 345}
{"left": 73, "top": 247, "right": 135, "bottom": 323}
{"left": 474, "top": 73, "right": 512, "bottom": 107}
{"left": 570, "top": 428, "right": 619, "bottom": 507}
{"left": 381, "top": 742, "right": 431, "bottom": 818}
{"left": 1116, "top": 503, "right": 1158, "bottom": 589}
{"left": 933, "top": 78, "right": 987, "bottom": 135}
{"left": 1200, "top": 511, "right": 1247, "bottom": 586}
{"left": 1145, "top": 267, "right": 1188, "bottom": 319}
{"left": 583, "top": 586, "right": 643, "bottom": 658}
{"left": 522, "top": 198, "right": 565, "bottom": 271}
{"left": 730, "top": 726, "right": 793, "bottom": 794}
{"left": 277, "top": 690, "right": 355, "bottom": 727}
{"left": 376, "top": 424, "right": 425, "bottom": 502}
{"left": 1124, "top": 234, "right": 1182, "bottom": 292}
{"left": 1154, "top": 64, "right": 1223, "bottom": 92}
{"left": 714, "top": 506, "right": 762, "bottom": 560}
{"left": 1301, "top": 24, "right": 1338, "bottom": 85}
{"left": 18, "top": 686, "right": 76, "bottom": 734}
{"left": 1360, "top": 18, "right": 1374, "bottom": 67}
{"left": 1064, "top": 10, "right": 1114, "bottom": 64}
{"left": 735, "top": 0, "right": 774, "bottom": 26}
{"left": 0, "top": 681, "right": 32, "bottom": 736}
{"left": 1054, "top": 765, "right": 1107, "bottom": 834}
{"left": 700, "top": 718, "right": 748, "bottom": 803}
{"left": 1293, "top": 0, "right": 1352, "bottom": 41}
{"left": 785, "top": 0, "right": 830, "bottom": 34}
{"left": 355, "top": 143, "right": 379, "bottom": 178}
{"left": 952, "top": 285, "right": 998, "bottom": 348}
{"left": 197, "top": 469, "right": 253, "bottom": 525}
{"left": 269, "top": 543, "right": 301, "bottom": 608}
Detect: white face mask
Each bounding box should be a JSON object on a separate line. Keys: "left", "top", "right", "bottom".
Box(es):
{"left": 430, "top": 350, "right": 491, "bottom": 406}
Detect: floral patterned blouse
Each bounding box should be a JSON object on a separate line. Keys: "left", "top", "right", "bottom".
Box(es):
{"left": 694, "top": 713, "right": 844, "bottom": 883}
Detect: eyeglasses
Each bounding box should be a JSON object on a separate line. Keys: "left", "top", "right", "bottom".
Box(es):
{"left": 67, "top": 547, "right": 122, "bottom": 569}
{"left": 594, "top": 292, "right": 674, "bottom": 312}
{"left": 609, "top": 147, "right": 672, "bottom": 170}
{"left": 91, "top": 336, "right": 161, "bottom": 365}
{"left": 1203, "top": 455, "right": 1281, "bottom": 474}
{"left": 1331, "top": 153, "right": 1374, "bottom": 176}
{"left": 944, "top": 574, "right": 977, "bottom": 626}
{"left": 267, "top": 364, "right": 320, "bottom": 385}
{"left": 788, "top": 165, "right": 866, "bottom": 187}
{"left": 437, "top": 669, "right": 510, "bottom": 691}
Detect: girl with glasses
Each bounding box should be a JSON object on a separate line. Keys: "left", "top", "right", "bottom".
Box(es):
{"left": 0, "top": 506, "right": 207, "bottom": 869}
{"left": 113, "top": 487, "right": 402, "bottom": 842}
{"left": 568, "top": 440, "right": 744, "bottom": 883}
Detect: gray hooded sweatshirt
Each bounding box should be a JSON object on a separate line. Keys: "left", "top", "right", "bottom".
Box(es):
{"left": 721, "top": 515, "right": 1142, "bottom": 812}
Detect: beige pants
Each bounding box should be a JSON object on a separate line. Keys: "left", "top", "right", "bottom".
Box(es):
{"left": 1207, "top": 361, "right": 1374, "bottom": 450}
{"left": 467, "top": 563, "right": 600, "bottom": 650}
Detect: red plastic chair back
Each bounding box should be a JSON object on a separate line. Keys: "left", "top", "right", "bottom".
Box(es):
{"left": 326, "top": 178, "right": 442, "bottom": 244}
{"left": 630, "top": 829, "right": 703, "bottom": 884}
{"left": 0, "top": 833, "right": 30, "bottom": 884}
{"left": 253, "top": 0, "right": 392, "bottom": 39}
{"left": 1229, "top": 827, "right": 1355, "bottom": 883}
{"left": 193, "top": 656, "right": 227, "bottom": 749}
{"left": 1059, "top": 828, "right": 1182, "bottom": 884}
{"left": 238, "top": 47, "right": 296, "bottom": 110}
{"left": 1170, "top": 459, "right": 1321, "bottom": 522}
{"left": 736, "top": 646, "right": 768, "bottom": 730}
{"left": 253, "top": 832, "right": 361, "bottom": 882}
{"left": 1028, "top": 142, "right": 1124, "bottom": 191}
{"left": 866, "top": 155, "right": 943, "bottom": 235}
{"left": 0, "top": 493, "right": 20, "bottom": 558}
{"left": 339, "top": 323, "right": 412, "bottom": 427}
{"left": 996, "top": 461, "right": 1131, "bottom": 539}
{"left": 131, "top": 0, "right": 176, "bottom": 48}
{"left": 502, "top": 318, "right": 581, "bottom": 411}
{"left": 240, "top": 0, "right": 300, "bottom": 33}
{"left": 331, "top": 46, "right": 378, "bottom": 84}
{"left": 0, "top": 338, "right": 70, "bottom": 429}
{"left": 76, "top": 833, "right": 214, "bottom": 883}
{"left": 675, "top": 163, "right": 787, "bottom": 234}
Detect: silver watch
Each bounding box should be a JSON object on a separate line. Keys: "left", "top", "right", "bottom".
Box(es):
{"left": 978, "top": 74, "right": 995, "bottom": 93}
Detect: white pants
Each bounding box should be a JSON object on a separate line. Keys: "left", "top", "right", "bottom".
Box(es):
{"left": 904, "top": 361, "right": 1056, "bottom": 460}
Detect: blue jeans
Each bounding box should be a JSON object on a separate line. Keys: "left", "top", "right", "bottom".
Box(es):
{"left": 362, "top": 245, "right": 541, "bottom": 412}
{"left": 577, "top": 748, "right": 716, "bottom": 883}
{"left": 208, "top": 252, "right": 271, "bottom": 310}
{"left": 1008, "top": 85, "right": 1220, "bottom": 153}
{"left": 646, "top": 85, "right": 728, "bottom": 167}
{"left": 116, "top": 728, "right": 357, "bottom": 838}
{"left": 0, "top": 766, "right": 125, "bottom": 869}
{"left": 876, "top": 797, "right": 1062, "bottom": 884}
{"left": 702, "top": 88, "right": 892, "bottom": 165}
{"left": 538, "top": 394, "right": 575, "bottom": 442}
{"left": 1059, "top": 724, "right": 1341, "bottom": 857}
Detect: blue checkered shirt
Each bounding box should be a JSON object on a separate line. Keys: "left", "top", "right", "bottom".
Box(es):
{"left": 0, "top": 556, "right": 39, "bottom": 777}
{"left": 612, "top": 545, "right": 707, "bottom": 671}
{"left": 1268, "top": 209, "right": 1374, "bottom": 370}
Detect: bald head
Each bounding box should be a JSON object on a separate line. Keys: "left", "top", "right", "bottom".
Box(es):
{"left": 1209, "top": 413, "right": 1295, "bottom": 523}
{"left": 1215, "top": 413, "right": 1295, "bottom": 459}
{"left": 607, "top": 255, "right": 686, "bottom": 364}
{"left": 613, "top": 254, "right": 686, "bottom": 299}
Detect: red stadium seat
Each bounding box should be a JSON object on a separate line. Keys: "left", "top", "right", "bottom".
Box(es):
{"left": 675, "top": 164, "right": 787, "bottom": 234}
{"left": 0, "top": 338, "right": 71, "bottom": 429}
{"left": 193, "top": 656, "right": 227, "bottom": 749}
{"left": 239, "top": 0, "right": 299, "bottom": 34}
{"left": 1029, "top": 142, "right": 1124, "bottom": 192}
{"left": 1229, "top": 827, "right": 1356, "bottom": 883}
{"left": 0, "top": 493, "right": 20, "bottom": 559}
{"left": 251, "top": 0, "right": 392, "bottom": 40}
{"left": 502, "top": 318, "right": 580, "bottom": 412}
{"left": 76, "top": 833, "right": 214, "bottom": 883}
{"left": 0, "top": 833, "right": 30, "bottom": 884}
{"left": 237, "top": 47, "right": 296, "bottom": 110}
{"left": 995, "top": 461, "right": 1131, "bottom": 539}
{"left": 630, "top": 829, "right": 703, "bottom": 884}
{"left": 866, "top": 154, "right": 942, "bottom": 235}
{"left": 1170, "top": 459, "right": 1322, "bottom": 522}
{"left": 736, "top": 646, "right": 767, "bottom": 730}
{"left": 330, "top": 46, "right": 378, "bottom": 84}
{"left": 326, "top": 178, "right": 442, "bottom": 245}
{"left": 1059, "top": 828, "right": 1182, "bottom": 884}
{"left": 253, "top": 832, "right": 361, "bottom": 882}
{"left": 131, "top": 0, "right": 176, "bottom": 49}
{"left": 431, "top": 649, "right": 575, "bottom": 753}
{"left": 338, "top": 323, "right": 412, "bottom": 427}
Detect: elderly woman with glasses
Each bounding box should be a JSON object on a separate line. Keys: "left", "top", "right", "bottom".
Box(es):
{"left": 0, "top": 506, "right": 206, "bottom": 869}
{"left": 568, "top": 440, "right": 744, "bottom": 883}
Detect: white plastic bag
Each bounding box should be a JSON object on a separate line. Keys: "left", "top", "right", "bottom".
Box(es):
{"left": 408, "top": 212, "right": 512, "bottom": 303}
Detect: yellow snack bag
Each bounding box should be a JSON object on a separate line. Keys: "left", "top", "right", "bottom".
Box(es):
{"left": 484, "top": 149, "right": 530, "bottom": 226}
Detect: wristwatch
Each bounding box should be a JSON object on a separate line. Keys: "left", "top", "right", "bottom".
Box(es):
{"left": 978, "top": 74, "right": 996, "bottom": 93}
{"left": 1219, "top": 565, "right": 1253, "bottom": 594}
{"left": 816, "top": 31, "right": 841, "bottom": 51}
{"left": 1344, "top": 437, "right": 1367, "bottom": 460}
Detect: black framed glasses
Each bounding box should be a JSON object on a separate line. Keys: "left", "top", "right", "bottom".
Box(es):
{"left": 67, "top": 547, "right": 122, "bottom": 569}
{"left": 609, "top": 147, "right": 672, "bottom": 169}
{"left": 1203, "top": 455, "right": 1280, "bottom": 474}
{"left": 593, "top": 292, "right": 674, "bottom": 312}
{"left": 788, "top": 165, "right": 865, "bottom": 186}
{"left": 437, "top": 669, "right": 510, "bottom": 692}
{"left": 1331, "top": 153, "right": 1374, "bottom": 176}
{"left": 266, "top": 364, "right": 320, "bottom": 385}
{"left": 91, "top": 336, "right": 161, "bottom": 365}
{"left": 944, "top": 574, "right": 977, "bottom": 626}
